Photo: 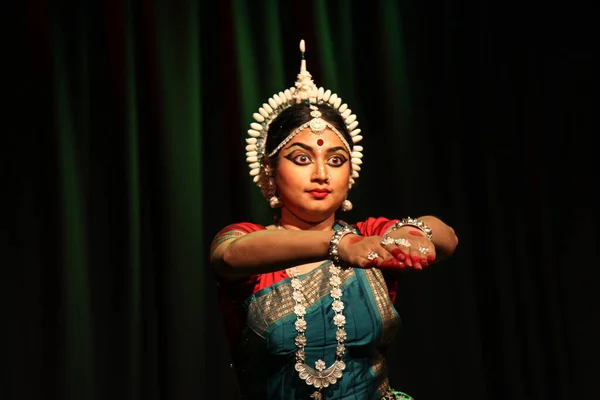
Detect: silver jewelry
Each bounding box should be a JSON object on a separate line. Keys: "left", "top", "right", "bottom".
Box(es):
{"left": 269, "top": 196, "right": 282, "bottom": 208}
{"left": 418, "top": 246, "right": 430, "bottom": 255}
{"left": 308, "top": 107, "right": 327, "bottom": 132}
{"left": 367, "top": 251, "right": 379, "bottom": 261}
{"left": 380, "top": 236, "right": 395, "bottom": 246}
{"left": 245, "top": 40, "right": 363, "bottom": 190}
{"left": 274, "top": 109, "right": 352, "bottom": 159}
{"left": 288, "top": 225, "right": 357, "bottom": 398}
{"left": 328, "top": 225, "right": 358, "bottom": 267}
{"left": 394, "top": 238, "right": 411, "bottom": 247}
{"left": 340, "top": 199, "right": 353, "bottom": 212}
{"left": 289, "top": 264, "right": 346, "bottom": 398}
{"left": 391, "top": 217, "right": 433, "bottom": 241}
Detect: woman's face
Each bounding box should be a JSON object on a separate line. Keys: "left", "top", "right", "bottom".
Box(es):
{"left": 275, "top": 127, "right": 351, "bottom": 222}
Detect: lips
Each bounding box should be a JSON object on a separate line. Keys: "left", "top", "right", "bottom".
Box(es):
{"left": 307, "top": 189, "right": 330, "bottom": 199}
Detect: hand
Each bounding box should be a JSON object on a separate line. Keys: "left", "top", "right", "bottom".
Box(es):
{"left": 338, "top": 234, "right": 405, "bottom": 269}
{"left": 379, "top": 226, "right": 436, "bottom": 270}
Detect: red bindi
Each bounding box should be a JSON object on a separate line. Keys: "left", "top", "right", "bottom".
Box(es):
{"left": 317, "top": 138, "right": 324, "bottom": 146}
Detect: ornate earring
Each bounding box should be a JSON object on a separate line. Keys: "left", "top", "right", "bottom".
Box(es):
{"left": 269, "top": 196, "right": 282, "bottom": 208}
{"left": 263, "top": 169, "right": 281, "bottom": 208}
{"left": 341, "top": 199, "right": 353, "bottom": 211}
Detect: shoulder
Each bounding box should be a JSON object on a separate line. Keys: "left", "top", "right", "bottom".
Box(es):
{"left": 213, "top": 222, "right": 267, "bottom": 236}
{"left": 349, "top": 216, "right": 399, "bottom": 236}
{"left": 209, "top": 222, "right": 267, "bottom": 260}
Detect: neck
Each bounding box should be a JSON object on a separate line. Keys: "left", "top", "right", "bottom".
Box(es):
{"left": 278, "top": 208, "right": 336, "bottom": 231}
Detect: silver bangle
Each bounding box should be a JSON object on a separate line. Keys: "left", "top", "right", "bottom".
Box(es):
{"left": 328, "top": 226, "right": 358, "bottom": 267}
{"left": 391, "top": 217, "right": 433, "bottom": 241}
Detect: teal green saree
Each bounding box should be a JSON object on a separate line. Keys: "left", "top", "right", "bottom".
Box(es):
{"left": 232, "top": 260, "right": 413, "bottom": 399}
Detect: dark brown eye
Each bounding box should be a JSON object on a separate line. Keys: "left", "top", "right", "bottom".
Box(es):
{"left": 293, "top": 154, "right": 311, "bottom": 165}
{"left": 328, "top": 155, "right": 347, "bottom": 167}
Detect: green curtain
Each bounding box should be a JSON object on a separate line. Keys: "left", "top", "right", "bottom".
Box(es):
{"left": 10, "top": 1, "right": 205, "bottom": 399}
{"left": 7, "top": 0, "right": 596, "bottom": 399}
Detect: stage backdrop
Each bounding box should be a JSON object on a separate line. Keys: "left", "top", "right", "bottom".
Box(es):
{"left": 5, "top": 0, "right": 596, "bottom": 399}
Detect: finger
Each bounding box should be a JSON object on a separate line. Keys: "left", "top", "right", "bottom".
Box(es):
{"left": 376, "top": 248, "right": 395, "bottom": 265}
{"left": 379, "top": 258, "right": 405, "bottom": 269}
{"left": 363, "top": 248, "right": 394, "bottom": 268}
{"left": 380, "top": 236, "right": 410, "bottom": 262}
{"left": 416, "top": 244, "right": 434, "bottom": 264}
{"left": 394, "top": 238, "right": 413, "bottom": 265}
{"left": 367, "top": 245, "right": 405, "bottom": 270}
{"left": 411, "top": 256, "right": 422, "bottom": 270}
{"left": 362, "top": 252, "right": 379, "bottom": 268}
{"left": 390, "top": 248, "right": 406, "bottom": 261}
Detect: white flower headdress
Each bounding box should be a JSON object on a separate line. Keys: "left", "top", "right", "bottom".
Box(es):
{"left": 245, "top": 40, "right": 363, "bottom": 189}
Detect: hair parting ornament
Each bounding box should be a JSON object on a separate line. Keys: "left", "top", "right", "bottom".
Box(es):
{"left": 245, "top": 40, "right": 364, "bottom": 191}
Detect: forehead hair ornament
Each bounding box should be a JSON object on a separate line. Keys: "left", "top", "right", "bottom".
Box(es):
{"left": 308, "top": 106, "right": 325, "bottom": 133}
{"left": 245, "top": 40, "right": 364, "bottom": 189}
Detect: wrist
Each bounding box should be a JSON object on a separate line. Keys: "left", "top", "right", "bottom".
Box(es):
{"left": 328, "top": 226, "right": 358, "bottom": 267}
{"left": 390, "top": 217, "right": 433, "bottom": 241}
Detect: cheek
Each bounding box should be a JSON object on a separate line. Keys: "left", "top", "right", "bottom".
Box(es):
{"left": 276, "top": 167, "right": 305, "bottom": 190}
{"left": 333, "top": 166, "right": 351, "bottom": 185}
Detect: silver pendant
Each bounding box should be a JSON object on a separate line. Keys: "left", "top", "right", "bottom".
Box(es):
{"left": 310, "top": 390, "right": 322, "bottom": 400}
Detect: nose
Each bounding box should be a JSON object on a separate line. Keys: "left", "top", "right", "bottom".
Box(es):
{"left": 312, "top": 164, "right": 331, "bottom": 183}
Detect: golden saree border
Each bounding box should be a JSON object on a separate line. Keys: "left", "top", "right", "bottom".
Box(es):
{"left": 246, "top": 262, "right": 355, "bottom": 337}
{"left": 363, "top": 268, "right": 400, "bottom": 346}
{"left": 371, "top": 348, "right": 388, "bottom": 378}
{"left": 373, "top": 351, "right": 414, "bottom": 399}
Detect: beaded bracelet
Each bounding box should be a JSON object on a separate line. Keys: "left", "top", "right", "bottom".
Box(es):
{"left": 391, "top": 217, "right": 433, "bottom": 241}
{"left": 328, "top": 226, "right": 358, "bottom": 267}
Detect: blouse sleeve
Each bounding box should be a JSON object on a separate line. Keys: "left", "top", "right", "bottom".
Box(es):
{"left": 354, "top": 216, "right": 398, "bottom": 236}
{"left": 354, "top": 216, "right": 401, "bottom": 304}
{"left": 209, "top": 222, "right": 265, "bottom": 262}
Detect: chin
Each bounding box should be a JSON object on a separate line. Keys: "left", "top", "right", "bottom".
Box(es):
{"left": 301, "top": 204, "right": 340, "bottom": 220}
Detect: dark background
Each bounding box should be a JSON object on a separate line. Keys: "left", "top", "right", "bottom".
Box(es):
{"left": 4, "top": 0, "right": 597, "bottom": 399}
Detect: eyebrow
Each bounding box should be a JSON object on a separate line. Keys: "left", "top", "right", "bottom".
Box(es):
{"left": 283, "top": 142, "right": 349, "bottom": 154}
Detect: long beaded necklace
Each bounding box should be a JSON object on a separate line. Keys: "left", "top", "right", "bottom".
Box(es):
{"left": 277, "top": 223, "right": 348, "bottom": 400}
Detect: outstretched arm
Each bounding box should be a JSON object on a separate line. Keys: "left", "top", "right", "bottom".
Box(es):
{"left": 211, "top": 216, "right": 458, "bottom": 280}
{"left": 211, "top": 229, "right": 334, "bottom": 279}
